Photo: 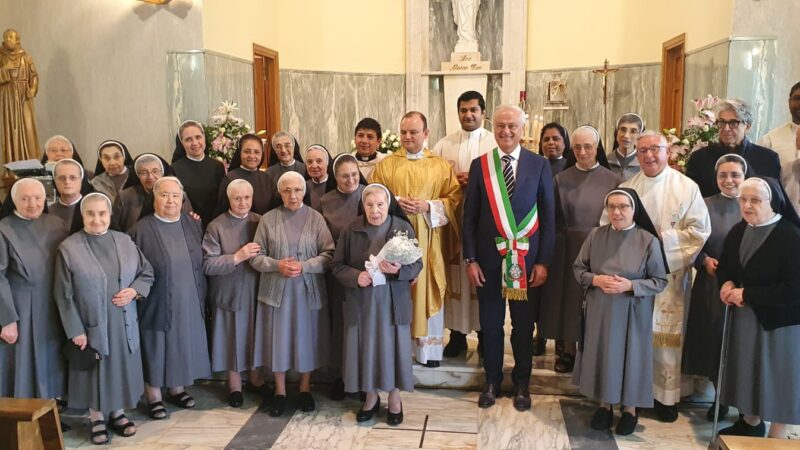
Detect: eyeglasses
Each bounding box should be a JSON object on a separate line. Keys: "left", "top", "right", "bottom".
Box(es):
{"left": 636, "top": 145, "right": 666, "bottom": 155}
{"left": 137, "top": 169, "right": 162, "bottom": 178}
{"left": 715, "top": 119, "right": 742, "bottom": 130}
{"left": 280, "top": 188, "right": 304, "bottom": 196}
{"left": 606, "top": 204, "right": 632, "bottom": 212}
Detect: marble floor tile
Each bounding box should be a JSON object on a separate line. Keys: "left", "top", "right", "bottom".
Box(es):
{"left": 363, "top": 428, "right": 424, "bottom": 449}
{"left": 478, "top": 395, "right": 571, "bottom": 450}
{"left": 421, "top": 431, "right": 478, "bottom": 449}
{"left": 374, "top": 389, "right": 479, "bottom": 433}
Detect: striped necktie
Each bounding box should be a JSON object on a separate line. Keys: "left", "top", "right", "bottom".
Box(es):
{"left": 502, "top": 154, "right": 515, "bottom": 198}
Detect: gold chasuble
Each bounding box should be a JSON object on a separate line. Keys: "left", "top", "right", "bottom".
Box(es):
{"left": 370, "top": 148, "right": 462, "bottom": 337}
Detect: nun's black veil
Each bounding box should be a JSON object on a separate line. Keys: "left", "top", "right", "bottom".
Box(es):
{"left": 756, "top": 176, "right": 800, "bottom": 228}
{"left": 605, "top": 187, "right": 670, "bottom": 273}
{"left": 40, "top": 139, "right": 85, "bottom": 166}
{"left": 123, "top": 153, "right": 176, "bottom": 190}
{"left": 229, "top": 133, "right": 266, "bottom": 172}
{"left": 267, "top": 133, "right": 304, "bottom": 167}
{"left": 331, "top": 153, "right": 368, "bottom": 186}
{"left": 537, "top": 122, "right": 573, "bottom": 161}
{"left": 93, "top": 140, "right": 135, "bottom": 176}
{"left": 357, "top": 184, "right": 411, "bottom": 226}
{"left": 564, "top": 126, "right": 610, "bottom": 170}
{"left": 171, "top": 121, "right": 208, "bottom": 163}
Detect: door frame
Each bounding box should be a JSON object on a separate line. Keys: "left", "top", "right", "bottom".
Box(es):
{"left": 252, "top": 44, "right": 281, "bottom": 158}
{"left": 660, "top": 33, "right": 686, "bottom": 132}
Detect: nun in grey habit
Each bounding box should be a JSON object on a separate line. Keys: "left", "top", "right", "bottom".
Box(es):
{"left": 572, "top": 187, "right": 668, "bottom": 436}
{"left": 55, "top": 193, "right": 154, "bottom": 444}
{"left": 129, "top": 176, "right": 210, "bottom": 420}
{"left": 203, "top": 179, "right": 266, "bottom": 408}
{"left": 331, "top": 183, "right": 422, "bottom": 426}
{"left": 716, "top": 177, "right": 800, "bottom": 440}
{"left": 250, "top": 171, "right": 334, "bottom": 417}
{"left": 0, "top": 179, "right": 68, "bottom": 400}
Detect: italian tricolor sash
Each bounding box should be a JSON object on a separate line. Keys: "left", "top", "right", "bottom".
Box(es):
{"left": 480, "top": 148, "right": 539, "bottom": 300}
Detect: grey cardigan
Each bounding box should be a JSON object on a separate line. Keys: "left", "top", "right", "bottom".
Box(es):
{"left": 54, "top": 231, "right": 154, "bottom": 356}
{"left": 250, "top": 206, "right": 334, "bottom": 309}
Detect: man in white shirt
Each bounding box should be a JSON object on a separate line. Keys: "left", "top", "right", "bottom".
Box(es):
{"left": 432, "top": 91, "right": 497, "bottom": 358}
{"left": 758, "top": 81, "right": 800, "bottom": 166}
{"left": 350, "top": 118, "right": 387, "bottom": 180}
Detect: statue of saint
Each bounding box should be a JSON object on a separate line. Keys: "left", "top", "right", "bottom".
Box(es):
{"left": 452, "top": 0, "right": 480, "bottom": 53}
{"left": 1, "top": 29, "right": 40, "bottom": 162}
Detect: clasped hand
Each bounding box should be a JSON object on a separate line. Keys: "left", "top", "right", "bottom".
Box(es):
{"left": 278, "top": 257, "right": 303, "bottom": 277}
{"left": 720, "top": 281, "right": 744, "bottom": 307}
{"left": 593, "top": 274, "right": 633, "bottom": 294}
{"left": 112, "top": 288, "right": 138, "bottom": 307}
{"left": 397, "top": 197, "right": 429, "bottom": 215}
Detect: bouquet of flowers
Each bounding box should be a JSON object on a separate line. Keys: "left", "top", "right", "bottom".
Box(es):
{"left": 365, "top": 230, "right": 422, "bottom": 286}
{"left": 663, "top": 95, "right": 720, "bottom": 171}
{"left": 350, "top": 128, "right": 402, "bottom": 154}
{"left": 204, "top": 101, "right": 262, "bottom": 164}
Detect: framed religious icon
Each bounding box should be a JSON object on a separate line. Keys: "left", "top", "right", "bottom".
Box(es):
{"left": 546, "top": 79, "right": 567, "bottom": 104}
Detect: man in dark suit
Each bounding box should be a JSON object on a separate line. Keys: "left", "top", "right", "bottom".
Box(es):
{"left": 686, "top": 98, "right": 781, "bottom": 197}
{"left": 462, "top": 104, "right": 555, "bottom": 411}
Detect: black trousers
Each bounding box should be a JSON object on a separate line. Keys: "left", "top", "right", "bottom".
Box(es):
{"left": 477, "top": 270, "right": 538, "bottom": 388}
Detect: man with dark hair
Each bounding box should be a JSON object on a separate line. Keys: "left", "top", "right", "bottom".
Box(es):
{"left": 351, "top": 117, "right": 387, "bottom": 179}
{"left": 759, "top": 81, "right": 800, "bottom": 166}
{"left": 371, "top": 111, "right": 462, "bottom": 368}
{"left": 432, "top": 91, "right": 496, "bottom": 358}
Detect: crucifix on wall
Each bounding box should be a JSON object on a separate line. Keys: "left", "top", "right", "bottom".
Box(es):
{"left": 592, "top": 59, "right": 619, "bottom": 148}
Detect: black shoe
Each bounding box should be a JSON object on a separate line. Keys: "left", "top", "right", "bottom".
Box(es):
{"left": 443, "top": 331, "right": 467, "bottom": 357}
{"left": 555, "top": 340, "right": 565, "bottom": 357}
{"left": 590, "top": 407, "right": 613, "bottom": 430}
{"left": 532, "top": 337, "right": 546, "bottom": 356}
{"left": 477, "top": 331, "right": 484, "bottom": 356}
{"left": 387, "top": 403, "right": 403, "bottom": 426}
{"left": 718, "top": 418, "right": 766, "bottom": 437}
{"left": 424, "top": 360, "right": 440, "bottom": 368}
{"left": 615, "top": 411, "right": 638, "bottom": 435}
{"left": 654, "top": 400, "right": 678, "bottom": 423}
{"left": 356, "top": 395, "right": 380, "bottom": 422}
{"left": 707, "top": 403, "right": 729, "bottom": 421}
{"left": 245, "top": 381, "right": 275, "bottom": 400}
{"left": 478, "top": 384, "right": 500, "bottom": 408}
{"left": 268, "top": 395, "right": 287, "bottom": 417}
{"left": 329, "top": 378, "right": 346, "bottom": 401}
{"left": 554, "top": 353, "right": 575, "bottom": 373}
{"left": 512, "top": 385, "right": 531, "bottom": 411}
{"left": 298, "top": 391, "right": 315, "bottom": 412}
{"left": 228, "top": 391, "right": 244, "bottom": 408}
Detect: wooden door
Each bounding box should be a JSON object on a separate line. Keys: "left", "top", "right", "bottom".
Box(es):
{"left": 660, "top": 34, "right": 685, "bottom": 132}
{"left": 253, "top": 44, "right": 281, "bottom": 167}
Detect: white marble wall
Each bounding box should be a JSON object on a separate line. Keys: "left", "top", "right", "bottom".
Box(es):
{"left": 727, "top": 39, "right": 778, "bottom": 140}
{"left": 0, "top": 0, "right": 203, "bottom": 167}
{"left": 683, "top": 41, "right": 730, "bottom": 128}
{"left": 279, "top": 70, "right": 406, "bottom": 156}
{"left": 525, "top": 64, "right": 662, "bottom": 150}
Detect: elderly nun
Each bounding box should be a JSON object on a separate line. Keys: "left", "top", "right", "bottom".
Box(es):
{"left": 129, "top": 176, "right": 210, "bottom": 420}
{"left": 305, "top": 144, "right": 336, "bottom": 211}
{"left": 266, "top": 131, "right": 306, "bottom": 180}
{"left": 0, "top": 179, "right": 69, "bottom": 400}
{"left": 90, "top": 140, "right": 134, "bottom": 205}
{"left": 250, "top": 170, "right": 334, "bottom": 417}
{"left": 572, "top": 188, "right": 668, "bottom": 436}
{"left": 204, "top": 179, "right": 271, "bottom": 407}
{"left": 331, "top": 183, "right": 422, "bottom": 426}
{"left": 112, "top": 153, "right": 193, "bottom": 232}
{"left": 215, "top": 133, "right": 280, "bottom": 216}
{"left": 55, "top": 192, "right": 154, "bottom": 444}
{"left": 716, "top": 177, "right": 800, "bottom": 439}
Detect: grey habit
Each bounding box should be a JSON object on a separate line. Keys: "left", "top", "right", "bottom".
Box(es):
{"left": 540, "top": 165, "right": 620, "bottom": 342}
{"left": 306, "top": 178, "right": 328, "bottom": 212}
{"left": 250, "top": 205, "right": 334, "bottom": 373}
{"left": 55, "top": 231, "right": 154, "bottom": 413}
{"left": 129, "top": 214, "right": 210, "bottom": 387}
{"left": 682, "top": 194, "right": 741, "bottom": 380}
{"left": 0, "top": 213, "right": 68, "bottom": 398}
{"left": 320, "top": 185, "right": 365, "bottom": 372}
{"left": 90, "top": 170, "right": 129, "bottom": 205}
{"left": 113, "top": 185, "right": 193, "bottom": 232}
{"left": 607, "top": 150, "right": 641, "bottom": 181}
{"left": 266, "top": 161, "right": 307, "bottom": 181}
{"left": 203, "top": 211, "right": 261, "bottom": 373}
{"left": 572, "top": 225, "right": 668, "bottom": 407}
{"left": 332, "top": 216, "right": 422, "bottom": 393}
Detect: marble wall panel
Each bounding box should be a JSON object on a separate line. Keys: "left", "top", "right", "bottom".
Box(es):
{"left": 427, "top": 73, "right": 503, "bottom": 146}
{"left": 727, "top": 39, "right": 778, "bottom": 140}
{"left": 429, "top": 0, "right": 504, "bottom": 71}
{"left": 683, "top": 41, "right": 729, "bottom": 131}
{"left": 204, "top": 52, "right": 255, "bottom": 133}
{"left": 280, "top": 70, "right": 405, "bottom": 157}
{"left": 525, "top": 64, "right": 661, "bottom": 150}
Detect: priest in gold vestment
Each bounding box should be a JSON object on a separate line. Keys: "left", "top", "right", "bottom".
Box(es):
{"left": 370, "top": 111, "right": 462, "bottom": 367}
{"left": 0, "top": 29, "right": 39, "bottom": 162}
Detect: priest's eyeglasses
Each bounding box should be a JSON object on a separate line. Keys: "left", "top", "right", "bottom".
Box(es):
{"left": 715, "top": 119, "right": 742, "bottom": 130}
{"left": 636, "top": 145, "right": 666, "bottom": 155}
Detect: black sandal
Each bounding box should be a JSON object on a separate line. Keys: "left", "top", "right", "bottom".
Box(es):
{"left": 166, "top": 391, "right": 196, "bottom": 409}
{"left": 108, "top": 413, "right": 136, "bottom": 437}
{"left": 89, "top": 419, "right": 110, "bottom": 445}
{"left": 147, "top": 401, "right": 168, "bottom": 420}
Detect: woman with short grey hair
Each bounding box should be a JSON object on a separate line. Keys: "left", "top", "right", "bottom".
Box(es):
{"left": 250, "top": 171, "right": 334, "bottom": 416}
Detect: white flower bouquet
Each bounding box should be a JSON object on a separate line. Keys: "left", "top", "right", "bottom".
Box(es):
{"left": 204, "top": 101, "right": 265, "bottom": 164}
{"left": 365, "top": 230, "right": 422, "bottom": 286}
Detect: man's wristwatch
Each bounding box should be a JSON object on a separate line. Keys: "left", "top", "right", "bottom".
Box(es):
{"left": 464, "top": 258, "right": 477, "bottom": 265}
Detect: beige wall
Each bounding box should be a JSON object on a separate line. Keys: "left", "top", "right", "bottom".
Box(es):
{"left": 527, "top": 0, "right": 734, "bottom": 70}
{"left": 203, "top": 0, "right": 406, "bottom": 73}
